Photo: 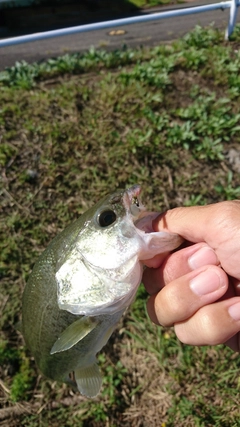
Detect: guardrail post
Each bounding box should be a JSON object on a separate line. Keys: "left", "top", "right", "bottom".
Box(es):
{"left": 225, "top": 0, "right": 239, "bottom": 39}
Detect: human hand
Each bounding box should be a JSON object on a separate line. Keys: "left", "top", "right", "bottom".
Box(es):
{"left": 143, "top": 201, "right": 240, "bottom": 352}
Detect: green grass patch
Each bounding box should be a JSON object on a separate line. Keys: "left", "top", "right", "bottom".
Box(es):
{"left": 130, "top": 0, "right": 184, "bottom": 7}
{"left": 1, "top": 24, "right": 240, "bottom": 426}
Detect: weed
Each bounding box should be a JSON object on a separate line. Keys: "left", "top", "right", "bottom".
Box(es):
{"left": 10, "top": 351, "right": 34, "bottom": 402}
{"left": 182, "top": 24, "right": 222, "bottom": 48}
{"left": 119, "top": 56, "right": 174, "bottom": 88}
{"left": 4, "top": 61, "right": 39, "bottom": 89}
{"left": 184, "top": 193, "right": 204, "bottom": 206}
{"left": 180, "top": 47, "right": 208, "bottom": 69}
{"left": 0, "top": 142, "right": 18, "bottom": 166}
{"left": 215, "top": 171, "right": 240, "bottom": 200}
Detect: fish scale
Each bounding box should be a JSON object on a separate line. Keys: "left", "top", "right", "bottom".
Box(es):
{"left": 22, "top": 185, "right": 182, "bottom": 397}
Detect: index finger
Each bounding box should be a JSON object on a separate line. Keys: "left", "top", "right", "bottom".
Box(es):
{"left": 152, "top": 201, "right": 240, "bottom": 279}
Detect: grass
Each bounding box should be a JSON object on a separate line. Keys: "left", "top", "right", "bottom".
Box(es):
{"left": 129, "top": 0, "right": 184, "bottom": 7}
{"left": 1, "top": 24, "right": 240, "bottom": 426}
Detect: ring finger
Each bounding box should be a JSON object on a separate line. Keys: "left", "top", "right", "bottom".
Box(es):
{"left": 147, "top": 265, "right": 228, "bottom": 327}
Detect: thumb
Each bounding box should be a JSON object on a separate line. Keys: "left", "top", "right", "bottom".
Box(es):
{"left": 153, "top": 204, "right": 213, "bottom": 244}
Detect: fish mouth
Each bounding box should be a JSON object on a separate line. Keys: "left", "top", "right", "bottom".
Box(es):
{"left": 125, "top": 184, "right": 142, "bottom": 202}
{"left": 134, "top": 211, "right": 160, "bottom": 233}
{"left": 123, "top": 184, "right": 159, "bottom": 233}
{"left": 123, "top": 184, "right": 144, "bottom": 217}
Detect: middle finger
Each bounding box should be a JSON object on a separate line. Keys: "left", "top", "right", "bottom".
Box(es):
{"left": 143, "top": 243, "right": 219, "bottom": 295}
{"left": 147, "top": 265, "right": 228, "bottom": 327}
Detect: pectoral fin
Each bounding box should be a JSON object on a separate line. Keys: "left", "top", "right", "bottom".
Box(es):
{"left": 75, "top": 363, "right": 102, "bottom": 398}
{"left": 50, "top": 316, "right": 99, "bottom": 355}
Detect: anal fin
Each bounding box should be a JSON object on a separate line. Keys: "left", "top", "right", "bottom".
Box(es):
{"left": 75, "top": 363, "right": 102, "bottom": 398}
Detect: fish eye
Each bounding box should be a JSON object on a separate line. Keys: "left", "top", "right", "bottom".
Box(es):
{"left": 133, "top": 197, "right": 139, "bottom": 207}
{"left": 98, "top": 209, "right": 117, "bottom": 227}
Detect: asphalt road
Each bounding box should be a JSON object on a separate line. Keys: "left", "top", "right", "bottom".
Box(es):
{"left": 0, "top": 1, "right": 239, "bottom": 70}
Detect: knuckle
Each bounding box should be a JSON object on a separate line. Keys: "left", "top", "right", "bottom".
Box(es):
{"left": 198, "top": 310, "right": 222, "bottom": 345}
{"left": 163, "top": 285, "right": 182, "bottom": 318}
{"left": 174, "top": 305, "right": 229, "bottom": 346}
{"left": 211, "top": 200, "right": 240, "bottom": 229}
{"left": 159, "top": 284, "right": 191, "bottom": 327}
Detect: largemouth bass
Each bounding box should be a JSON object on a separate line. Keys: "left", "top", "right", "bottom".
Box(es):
{"left": 22, "top": 185, "right": 182, "bottom": 398}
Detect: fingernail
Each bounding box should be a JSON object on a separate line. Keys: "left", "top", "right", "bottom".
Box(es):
{"left": 228, "top": 302, "right": 240, "bottom": 321}
{"left": 188, "top": 246, "right": 219, "bottom": 270}
{"left": 190, "top": 268, "right": 224, "bottom": 296}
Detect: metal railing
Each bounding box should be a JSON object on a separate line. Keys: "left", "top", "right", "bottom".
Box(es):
{"left": 0, "top": 0, "right": 239, "bottom": 48}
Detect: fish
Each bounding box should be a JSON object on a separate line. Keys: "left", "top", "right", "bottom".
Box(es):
{"left": 22, "top": 184, "right": 182, "bottom": 398}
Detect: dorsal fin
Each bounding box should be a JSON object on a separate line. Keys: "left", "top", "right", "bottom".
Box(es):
{"left": 50, "top": 316, "right": 99, "bottom": 355}
{"left": 75, "top": 363, "right": 102, "bottom": 398}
